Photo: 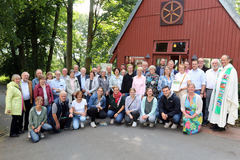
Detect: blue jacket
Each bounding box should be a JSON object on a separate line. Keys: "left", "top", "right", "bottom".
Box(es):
{"left": 88, "top": 93, "right": 106, "bottom": 109}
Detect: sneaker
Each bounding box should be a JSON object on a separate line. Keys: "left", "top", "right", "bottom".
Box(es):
{"left": 91, "top": 122, "right": 96, "bottom": 128}
{"left": 28, "top": 131, "right": 31, "bottom": 139}
{"left": 171, "top": 123, "right": 178, "bottom": 129}
{"left": 143, "top": 122, "right": 148, "bottom": 126}
{"left": 132, "top": 122, "right": 137, "bottom": 127}
{"left": 149, "top": 123, "right": 154, "bottom": 128}
{"left": 81, "top": 122, "right": 84, "bottom": 128}
{"left": 164, "top": 122, "right": 172, "bottom": 128}
{"left": 180, "top": 122, "right": 183, "bottom": 127}
{"left": 40, "top": 133, "right": 44, "bottom": 138}
{"left": 64, "top": 127, "right": 73, "bottom": 131}
{"left": 110, "top": 119, "right": 114, "bottom": 124}
{"left": 159, "top": 120, "right": 163, "bottom": 124}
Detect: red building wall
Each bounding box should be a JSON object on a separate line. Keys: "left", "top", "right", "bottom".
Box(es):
{"left": 111, "top": 0, "right": 240, "bottom": 73}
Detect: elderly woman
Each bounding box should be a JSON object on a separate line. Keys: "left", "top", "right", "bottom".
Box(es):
{"left": 108, "top": 86, "right": 125, "bottom": 124}
{"left": 109, "top": 68, "right": 123, "bottom": 92}
{"left": 34, "top": 75, "right": 54, "bottom": 123}
{"left": 140, "top": 88, "right": 157, "bottom": 127}
{"left": 66, "top": 69, "right": 80, "bottom": 104}
{"left": 146, "top": 65, "right": 159, "bottom": 98}
{"left": 85, "top": 71, "right": 99, "bottom": 103}
{"left": 181, "top": 83, "right": 203, "bottom": 135}
{"left": 98, "top": 69, "right": 110, "bottom": 112}
{"left": 28, "top": 96, "right": 52, "bottom": 142}
{"left": 5, "top": 74, "right": 25, "bottom": 137}
{"left": 72, "top": 91, "right": 87, "bottom": 129}
{"left": 132, "top": 67, "right": 146, "bottom": 99}
{"left": 88, "top": 87, "right": 107, "bottom": 128}
{"left": 174, "top": 64, "right": 191, "bottom": 100}
{"left": 124, "top": 88, "right": 141, "bottom": 127}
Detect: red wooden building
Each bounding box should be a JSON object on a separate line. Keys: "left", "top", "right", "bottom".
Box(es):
{"left": 109, "top": 0, "right": 240, "bottom": 73}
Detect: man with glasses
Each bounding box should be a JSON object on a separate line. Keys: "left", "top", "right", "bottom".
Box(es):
{"left": 52, "top": 70, "right": 66, "bottom": 99}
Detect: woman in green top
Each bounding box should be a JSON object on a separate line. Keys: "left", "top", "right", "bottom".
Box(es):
{"left": 28, "top": 96, "right": 52, "bottom": 143}
{"left": 107, "top": 86, "right": 125, "bottom": 124}
{"left": 140, "top": 88, "right": 157, "bottom": 127}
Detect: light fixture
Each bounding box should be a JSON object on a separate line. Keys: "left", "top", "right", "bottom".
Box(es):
{"left": 173, "top": 43, "right": 177, "bottom": 48}
{"left": 145, "top": 54, "right": 150, "bottom": 59}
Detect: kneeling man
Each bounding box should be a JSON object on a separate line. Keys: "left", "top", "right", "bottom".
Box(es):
{"left": 159, "top": 86, "right": 182, "bottom": 129}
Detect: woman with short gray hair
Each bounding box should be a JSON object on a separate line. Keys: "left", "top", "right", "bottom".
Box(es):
{"left": 98, "top": 69, "right": 110, "bottom": 112}
{"left": 146, "top": 65, "right": 159, "bottom": 97}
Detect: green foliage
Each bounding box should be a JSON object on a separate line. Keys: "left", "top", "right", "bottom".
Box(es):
{"left": 236, "top": 0, "right": 240, "bottom": 15}
{"left": 0, "top": 75, "right": 10, "bottom": 84}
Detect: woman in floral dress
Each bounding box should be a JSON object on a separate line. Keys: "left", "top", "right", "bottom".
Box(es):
{"left": 181, "top": 83, "right": 203, "bottom": 135}
{"left": 146, "top": 65, "right": 159, "bottom": 98}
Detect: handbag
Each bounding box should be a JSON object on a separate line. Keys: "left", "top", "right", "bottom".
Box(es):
{"left": 128, "top": 96, "right": 136, "bottom": 110}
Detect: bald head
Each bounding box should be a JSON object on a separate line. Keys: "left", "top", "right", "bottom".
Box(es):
{"left": 80, "top": 68, "right": 86, "bottom": 76}
{"left": 62, "top": 68, "right": 68, "bottom": 76}
{"left": 73, "top": 65, "right": 79, "bottom": 73}
{"left": 36, "top": 69, "right": 43, "bottom": 79}
{"left": 55, "top": 70, "right": 61, "bottom": 79}
{"left": 221, "top": 55, "right": 230, "bottom": 67}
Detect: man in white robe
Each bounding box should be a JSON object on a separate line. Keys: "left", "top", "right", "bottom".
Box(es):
{"left": 208, "top": 55, "right": 239, "bottom": 131}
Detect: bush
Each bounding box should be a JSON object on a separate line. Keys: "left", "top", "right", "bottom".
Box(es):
{"left": 0, "top": 75, "right": 10, "bottom": 84}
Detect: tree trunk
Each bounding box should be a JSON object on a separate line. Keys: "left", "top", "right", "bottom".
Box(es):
{"left": 10, "top": 41, "right": 20, "bottom": 75}
{"left": 31, "top": 13, "right": 38, "bottom": 72}
{"left": 18, "top": 43, "right": 25, "bottom": 70}
{"left": 85, "top": 0, "right": 94, "bottom": 74}
{"left": 46, "top": 3, "right": 60, "bottom": 72}
{"left": 66, "top": 0, "right": 73, "bottom": 71}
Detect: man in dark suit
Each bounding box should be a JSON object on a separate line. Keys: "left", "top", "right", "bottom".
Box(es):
{"left": 76, "top": 68, "right": 89, "bottom": 95}
{"left": 156, "top": 58, "right": 166, "bottom": 76}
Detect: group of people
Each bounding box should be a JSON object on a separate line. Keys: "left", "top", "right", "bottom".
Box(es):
{"left": 5, "top": 54, "right": 239, "bottom": 143}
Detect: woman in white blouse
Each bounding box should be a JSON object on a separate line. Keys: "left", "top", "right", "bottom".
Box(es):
{"left": 174, "top": 64, "right": 191, "bottom": 100}
{"left": 72, "top": 91, "right": 87, "bottom": 129}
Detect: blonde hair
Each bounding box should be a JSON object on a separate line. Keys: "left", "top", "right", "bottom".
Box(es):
{"left": 163, "top": 66, "right": 171, "bottom": 77}
{"left": 35, "top": 96, "right": 43, "bottom": 102}
{"left": 11, "top": 74, "right": 21, "bottom": 81}
{"left": 113, "top": 86, "right": 120, "bottom": 90}
{"left": 129, "top": 88, "right": 136, "bottom": 92}
{"left": 188, "top": 83, "right": 196, "bottom": 88}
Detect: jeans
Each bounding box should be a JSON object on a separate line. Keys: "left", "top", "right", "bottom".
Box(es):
{"left": 107, "top": 110, "right": 125, "bottom": 123}
{"left": 139, "top": 115, "right": 156, "bottom": 123}
{"left": 159, "top": 110, "right": 182, "bottom": 124}
{"left": 72, "top": 114, "right": 86, "bottom": 129}
{"left": 124, "top": 93, "right": 130, "bottom": 98}
{"left": 24, "top": 99, "right": 32, "bottom": 130}
{"left": 51, "top": 111, "right": 72, "bottom": 133}
{"left": 124, "top": 111, "right": 140, "bottom": 123}
{"left": 30, "top": 124, "right": 52, "bottom": 143}
{"left": 53, "top": 95, "right": 59, "bottom": 100}
{"left": 86, "top": 95, "right": 91, "bottom": 103}
{"left": 194, "top": 91, "right": 201, "bottom": 95}
{"left": 46, "top": 105, "right": 51, "bottom": 124}
{"left": 87, "top": 107, "right": 107, "bottom": 122}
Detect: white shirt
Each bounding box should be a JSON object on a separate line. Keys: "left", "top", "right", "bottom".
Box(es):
{"left": 206, "top": 69, "right": 218, "bottom": 89}
{"left": 21, "top": 80, "right": 30, "bottom": 100}
{"left": 175, "top": 72, "right": 191, "bottom": 89}
{"left": 72, "top": 99, "right": 87, "bottom": 113}
{"left": 36, "top": 110, "right": 42, "bottom": 115}
{"left": 42, "top": 86, "right": 49, "bottom": 106}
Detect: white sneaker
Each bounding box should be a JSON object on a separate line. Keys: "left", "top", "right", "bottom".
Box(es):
{"left": 91, "top": 122, "right": 96, "bottom": 128}
{"left": 81, "top": 122, "right": 84, "bottom": 128}
{"left": 40, "top": 133, "right": 44, "bottom": 138}
{"left": 28, "top": 131, "right": 31, "bottom": 139}
{"left": 159, "top": 120, "right": 163, "bottom": 124}
{"left": 132, "top": 122, "right": 137, "bottom": 127}
{"left": 110, "top": 119, "right": 114, "bottom": 124}
{"left": 164, "top": 122, "right": 172, "bottom": 128}
{"left": 171, "top": 123, "right": 178, "bottom": 129}
{"left": 143, "top": 122, "right": 147, "bottom": 126}
{"left": 149, "top": 123, "right": 154, "bottom": 128}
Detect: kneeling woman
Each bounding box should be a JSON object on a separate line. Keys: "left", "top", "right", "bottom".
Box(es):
{"left": 124, "top": 88, "right": 141, "bottom": 127}
{"left": 28, "top": 97, "right": 52, "bottom": 143}
{"left": 140, "top": 88, "right": 157, "bottom": 127}
{"left": 108, "top": 86, "right": 125, "bottom": 124}
{"left": 181, "top": 83, "right": 203, "bottom": 135}
{"left": 72, "top": 91, "right": 87, "bottom": 129}
{"left": 88, "top": 87, "right": 107, "bottom": 128}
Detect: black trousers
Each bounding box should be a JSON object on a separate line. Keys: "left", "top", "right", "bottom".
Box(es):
{"left": 51, "top": 111, "right": 73, "bottom": 133}
{"left": 87, "top": 107, "right": 107, "bottom": 122}
{"left": 23, "top": 100, "right": 32, "bottom": 130}
{"left": 104, "top": 94, "right": 109, "bottom": 113}
{"left": 10, "top": 115, "right": 21, "bottom": 135}
{"left": 124, "top": 111, "right": 140, "bottom": 123}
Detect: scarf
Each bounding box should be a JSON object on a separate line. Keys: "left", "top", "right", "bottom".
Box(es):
{"left": 212, "top": 67, "right": 233, "bottom": 114}
{"left": 113, "top": 92, "right": 122, "bottom": 104}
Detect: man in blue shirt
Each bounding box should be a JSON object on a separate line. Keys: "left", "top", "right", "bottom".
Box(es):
{"left": 32, "top": 69, "right": 43, "bottom": 91}
{"left": 73, "top": 65, "right": 81, "bottom": 77}
{"left": 52, "top": 70, "right": 66, "bottom": 99}
{"left": 76, "top": 67, "right": 89, "bottom": 95}
{"left": 188, "top": 60, "right": 206, "bottom": 98}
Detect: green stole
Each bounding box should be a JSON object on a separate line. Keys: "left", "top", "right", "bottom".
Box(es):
{"left": 212, "top": 67, "right": 233, "bottom": 114}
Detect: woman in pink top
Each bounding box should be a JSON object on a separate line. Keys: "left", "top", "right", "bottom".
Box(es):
{"left": 66, "top": 70, "right": 80, "bottom": 104}
{"left": 132, "top": 67, "right": 146, "bottom": 100}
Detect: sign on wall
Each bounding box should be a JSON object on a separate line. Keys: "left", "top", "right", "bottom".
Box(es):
{"left": 160, "top": 0, "right": 184, "bottom": 26}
